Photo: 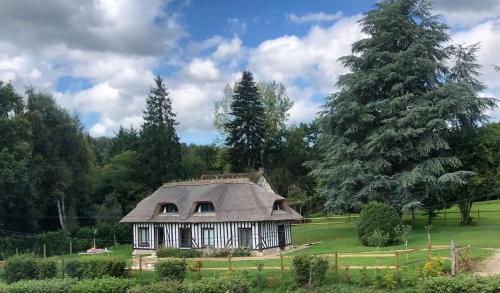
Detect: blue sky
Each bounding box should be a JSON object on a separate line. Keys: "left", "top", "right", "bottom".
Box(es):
{"left": 1, "top": 0, "right": 499, "bottom": 144}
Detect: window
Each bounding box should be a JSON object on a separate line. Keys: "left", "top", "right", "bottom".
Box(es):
{"left": 273, "top": 201, "right": 284, "bottom": 211}
{"left": 138, "top": 227, "right": 149, "bottom": 245}
{"left": 196, "top": 202, "right": 215, "bottom": 213}
{"left": 161, "top": 203, "right": 178, "bottom": 214}
{"left": 238, "top": 228, "right": 252, "bottom": 248}
{"left": 202, "top": 228, "right": 215, "bottom": 247}
{"left": 179, "top": 228, "right": 192, "bottom": 248}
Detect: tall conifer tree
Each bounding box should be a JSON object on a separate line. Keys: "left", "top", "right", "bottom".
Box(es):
{"left": 309, "top": 0, "right": 495, "bottom": 213}
{"left": 140, "top": 76, "right": 180, "bottom": 189}
{"left": 225, "top": 71, "right": 266, "bottom": 171}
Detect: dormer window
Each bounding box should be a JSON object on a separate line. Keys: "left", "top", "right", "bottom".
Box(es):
{"left": 161, "top": 203, "right": 178, "bottom": 214}
{"left": 196, "top": 202, "right": 215, "bottom": 213}
{"left": 273, "top": 201, "right": 285, "bottom": 211}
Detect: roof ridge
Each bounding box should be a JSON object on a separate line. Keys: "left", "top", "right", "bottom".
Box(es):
{"left": 163, "top": 178, "right": 251, "bottom": 187}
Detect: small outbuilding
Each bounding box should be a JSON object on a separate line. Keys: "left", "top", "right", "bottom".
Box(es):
{"left": 120, "top": 173, "right": 303, "bottom": 255}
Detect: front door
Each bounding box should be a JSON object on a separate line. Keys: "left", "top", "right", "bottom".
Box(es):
{"left": 155, "top": 227, "right": 164, "bottom": 250}
{"left": 278, "top": 224, "right": 286, "bottom": 250}
{"left": 179, "top": 228, "right": 192, "bottom": 248}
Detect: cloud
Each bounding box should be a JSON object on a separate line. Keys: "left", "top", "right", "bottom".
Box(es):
{"left": 431, "top": 0, "right": 500, "bottom": 27}
{"left": 226, "top": 18, "right": 247, "bottom": 35}
{"left": 213, "top": 37, "right": 243, "bottom": 60}
{"left": 249, "top": 15, "right": 364, "bottom": 91}
{"left": 184, "top": 59, "right": 221, "bottom": 81}
{"left": 0, "top": 0, "right": 184, "bottom": 137}
{"left": 287, "top": 11, "right": 343, "bottom": 24}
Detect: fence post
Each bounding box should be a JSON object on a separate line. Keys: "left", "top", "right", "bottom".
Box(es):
{"left": 451, "top": 240, "right": 456, "bottom": 276}
{"left": 114, "top": 234, "right": 117, "bottom": 247}
{"left": 395, "top": 251, "right": 399, "bottom": 276}
{"left": 334, "top": 251, "right": 338, "bottom": 279}
{"left": 15, "top": 248, "right": 18, "bottom": 255}
{"left": 344, "top": 265, "right": 350, "bottom": 283}
{"left": 43, "top": 243, "right": 46, "bottom": 258}
{"left": 428, "top": 241, "right": 432, "bottom": 259}
{"left": 280, "top": 252, "right": 284, "bottom": 278}
{"left": 444, "top": 210, "right": 447, "bottom": 225}
{"left": 228, "top": 255, "right": 232, "bottom": 271}
{"left": 61, "top": 258, "right": 65, "bottom": 279}
{"left": 69, "top": 239, "right": 73, "bottom": 255}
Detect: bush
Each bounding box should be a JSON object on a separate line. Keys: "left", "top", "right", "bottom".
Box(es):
{"left": 365, "top": 229, "right": 390, "bottom": 247}
{"left": 155, "top": 259, "right": 188, "bottom": 281}
{"left": 420, "top": 256, "right": 445, "bottom": 277}
{"left": 70, "top": 277, "right": 137, "bottom": 293}
{"left": 36, "top": 259, "right": 58, "bottom": 280}
{"left": 156, "top": 248, "right": 202, "bottom": 258}
{"left": 4, "top": 279, "right": 74, "bottom": 293}
{"left": 64, "top": 258, "right": 128, "bottom": 279}
{"left": 202, "top": 247, "right": 251, "bottom": 258}
{"left": 126, "top": 274, "right": 251, "bottom": 293}
{"left": 126, "top": 281, "right": 185, "bottom": 293}
{"left": 4, "top": 255, "right": 57, "bottom": 283}
{"left": 420, "top": 275, "right": 500, "bottom": 293}
{"left": 357, "top": 202, "right": 402, "bottom": 246}
{"left": 185, "top": 274, "right": 251, "bottom": 293}
{"left": 292, "top": 255, "right": 329, "bottom": 287}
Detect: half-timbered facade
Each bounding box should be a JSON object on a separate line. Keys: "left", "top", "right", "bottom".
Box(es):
{"left": 121, "top": 173, "right": 303, "bottom": 254}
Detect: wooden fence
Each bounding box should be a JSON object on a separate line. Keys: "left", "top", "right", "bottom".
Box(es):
{"left": 131, "top": 243, "right": 463, "bottom": 279}
{"left": 292, "top": 208, "right": 500, "bottom": 226}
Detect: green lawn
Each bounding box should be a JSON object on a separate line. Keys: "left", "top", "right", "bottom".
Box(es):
{"left": 1, "top": 200, "right": 499, "bottom": 288}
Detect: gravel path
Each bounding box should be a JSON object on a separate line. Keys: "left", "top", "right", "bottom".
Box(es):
{"left": 476, "top": 249, "right": 500, "bottom": 276}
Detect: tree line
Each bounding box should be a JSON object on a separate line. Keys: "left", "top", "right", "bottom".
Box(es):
{"left": 1, "top": 0, "right": 499, "bottom": 237}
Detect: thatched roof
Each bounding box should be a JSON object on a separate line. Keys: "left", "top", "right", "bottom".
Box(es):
{"left": 120, "top": 178, "right": 303, "bottom": 223}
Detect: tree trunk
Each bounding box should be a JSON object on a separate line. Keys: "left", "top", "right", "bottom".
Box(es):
{"left": 56, "top": 199, "right": 66, "bottom": 229}
{"left": 458, "top": 199, "right": 472, "bottom": 225}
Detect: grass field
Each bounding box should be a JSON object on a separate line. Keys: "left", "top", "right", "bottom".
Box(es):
{"left": 1, "top": 200, "right": 499, "bottom": 291}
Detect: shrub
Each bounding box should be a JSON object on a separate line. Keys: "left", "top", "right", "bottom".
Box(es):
{"left": 126, "top": 281, "right": 185, "bottom": 293}
{"left": 357, "top": 202, "right": 402, "bottom": 246}
{"left": 4, "top": 255, "right": 57, "bottom": 283}
{"left": 4, "top": 279, "right": 74, "bottom": 293}
{"left": 126, "top": 274, "right": 251, "bottom": 293}
{"left": 420, "top": 256, "right": 445, "bottom": 277}
{"left": 201, "top": 247, "right": 251, "bottom": 258}
{"left": 70, "top": 277, "right": 137, "bottom": 293}
{"left": 292, "top": 255, "right": 329, "bottom": 287}
{"left": 64, "top": 258, "right": 128, "bottom": 279}
{"left": 36, "top": 259, "right": 58, "bottom": 280}
{"left": 185, "top": 273, "right": 251, "bottom": 293}
{"left": 230, "top": 247, "right": 251, "bottom": 257}
{"left": 64, "top": 260, "right": 82, "bottom": 279}
{"left": 420, "top": 275, "right": 500, "bottom": 293}
{"left": 155, "top": 259, "right": 188, "bottom": 281}
{"left": 156, "top": 248, "right": 202, "bottom": 258}
{"left": 365, "top": 229, "right": 390, "bottom": 247}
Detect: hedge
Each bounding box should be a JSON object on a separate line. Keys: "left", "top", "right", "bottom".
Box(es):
{"left": 0, "top": 223, "right": 131, "bottom": 260}
{"left": 4, "top": 255, "right": 57, "bottom": 283}
{"left": 69, "top": 277, "right": 137, "bottom": 293}
{"left": 4, "top": 279, "right": 74, "bottom": 293}
{"left": 64, "top": 258, "right": 128, "bottom": 279}
{"left": 127, "top": 274, "right": 251, "bottom": 293}
{"left": 291, "top": 255, "right": 329, "bottom": 286}
{"left": 156, "top": 248, "right": 202, "bottom": 258}
{"left": 155, "top": 259, "right": 188, "bottom": 281}
{"left": 420, "top": 275, "right": 500, "bottom": 293}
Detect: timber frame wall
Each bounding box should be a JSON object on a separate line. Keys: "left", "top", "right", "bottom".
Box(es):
{"left": 132, "top": 220, "right": 292, "bottom": 251}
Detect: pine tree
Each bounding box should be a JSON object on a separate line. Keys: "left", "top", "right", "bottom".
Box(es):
{"left": 140, "top": 76, "right": 181, "bottom": 189}
{"left": 309, "top": 0, "right": 495, "bottom": 213}
{"left": 225, "top": 71, "right": 266, "bottom": 172}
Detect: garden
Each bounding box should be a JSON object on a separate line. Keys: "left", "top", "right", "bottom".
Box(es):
{"left": 1, "top": 200, "right": 500, "bottom": 292}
